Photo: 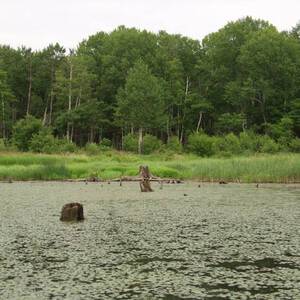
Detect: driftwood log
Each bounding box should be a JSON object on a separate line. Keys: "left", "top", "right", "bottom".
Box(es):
{"left": 139, "top": 165, "right": 153, "bottom": 192}
{"left": 60, "top": 202, "right": 84, "bottom": 222}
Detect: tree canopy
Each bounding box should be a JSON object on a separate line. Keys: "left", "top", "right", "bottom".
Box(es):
{"left": 0, "top": 17, "right": 299, "bottom": 149}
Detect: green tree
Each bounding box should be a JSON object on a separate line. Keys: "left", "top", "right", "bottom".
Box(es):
{"left": 12, "top": 116, "right": 43, "bottom": 151}
{"left": 116, "top": 60, "right": 165, "bottom": 153}
{"left": 0, "top": 69, "right": 14, "bottom": 139}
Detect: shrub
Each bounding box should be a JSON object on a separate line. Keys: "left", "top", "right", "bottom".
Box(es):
{"left": 216, "top": 113, "right": 245, "bottom": 134}
{"left": 187, "top": 132, "right": 214, "bottom": 156}
{"left": 29, "top": 129, "right": 58, "bottom": 153}
{"left": 266, "top": 117, "right": 294, "bottom": 142}
{"left": 123, "top": 134, "right": 138, "bottom": 152}
{"left": 289, "top": 138, "right": 300, "bottom": 153}
{"left": 259, "top": 136, "right": 280, "bottom": 153}
{"left": 99, "top": 138, "right": 112, "bottom": 151}
{"left": 239, "top": 131, "right": 258, "bottom": 153}
{"left": 213, "top": 133, "right": 241, "bottom": 155}
{"left": 100, "top": 138, "right": 112, "bottom": 147}
{"left": 143, "top": 134, "right": 162, "bottom": 154}
{"left": 85, "top": 143, "right": 100, "bottom": 155}
{"left": 166, "top": 136, "right": 182, "bottom": 153}
{"left": 12, "top": 116, "right": 43, "bottom": 151}
{"left": 0, "top": 139, "right": 7, "bottom": 151}
{"left": 56, "top": 139, "right": 77, "bottom": 153}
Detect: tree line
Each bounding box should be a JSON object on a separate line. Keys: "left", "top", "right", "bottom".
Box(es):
{"left": 0, "top": 17, "right": 300, "bottom": 153}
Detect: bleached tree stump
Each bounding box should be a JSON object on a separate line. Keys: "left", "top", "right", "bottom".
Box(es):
{"left": 139, "top": 165, "right": 153, "bottom": 192}
{"left": 60, "top": 203, "right": 84, "bottom": 221}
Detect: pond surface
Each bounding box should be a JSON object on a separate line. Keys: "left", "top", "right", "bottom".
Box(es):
{"left": 0, "top": 182, "right": 299, "bottom": 299}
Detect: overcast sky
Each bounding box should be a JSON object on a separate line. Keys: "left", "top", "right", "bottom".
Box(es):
{"left": 1, "top": 0, "right": 299, "bottom": 50}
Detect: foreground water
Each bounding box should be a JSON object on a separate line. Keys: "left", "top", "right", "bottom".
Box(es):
{"left": 0, "top": 182, "right": 299, "bottom": 300}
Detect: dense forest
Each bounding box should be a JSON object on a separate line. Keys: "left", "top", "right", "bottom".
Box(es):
{"left": 0, "top": 17, "right": 300, "bottom": 154}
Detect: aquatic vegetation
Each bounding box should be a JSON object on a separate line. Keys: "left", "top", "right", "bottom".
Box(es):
{"left": 0, "top": 182, "right": 299, "bottom": 299}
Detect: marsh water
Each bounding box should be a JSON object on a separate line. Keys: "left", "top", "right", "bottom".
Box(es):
{"left": 0, "top": 182, "right": 299, "bottom": 299}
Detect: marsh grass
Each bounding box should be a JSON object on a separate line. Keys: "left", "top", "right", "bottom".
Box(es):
{"left": 0, "top": 151, "right": 299, "bottom": 182}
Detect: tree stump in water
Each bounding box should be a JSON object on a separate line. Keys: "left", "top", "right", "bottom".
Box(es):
{"left": 60, "top": 203, "right": 84, "bottom": 221}
{"left": 139, "top": 165, "right": 153, "bottom": 192}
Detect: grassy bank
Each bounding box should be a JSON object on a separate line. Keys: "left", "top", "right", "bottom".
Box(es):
{"left": 0, "top": 151, "right": 299, "bottom": 183}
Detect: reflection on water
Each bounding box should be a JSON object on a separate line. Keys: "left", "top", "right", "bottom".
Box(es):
{"left": 0, "top": 182, "right": 299, "bottom": 299}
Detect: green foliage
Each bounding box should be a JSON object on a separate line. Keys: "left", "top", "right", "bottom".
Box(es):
{"left": 187, "top": 132, "right": 214, "bottom": 156}
{"left": 116, "top": 60, "right": 165, "bottom": 129}
{"left": 12, "top": 116, "right": 43, "bottom": 151}
{"left": 289, "top": 138, "right": 300, "bottom": 153}
{"left": 239, "top": 131, "right": 258, "bottom": 153}
{"left": 166, "top": 136, "right": 183, "bottom": 153}
{"left": 123, "top": 134, "right": 138, "bottom": 152}
{"left": 0, "top": 139, "right": 7, "bottom": 151}
{"left": 56, "top": 139, "right": 77, "bottom": 153}
{"left": 259, "top": 136, "right": 280, "bottom": 153}
{"left": 85, "top": 143, "right": 100, "bottom": 155}
{"left": 213, "top": 133, "right": 242, "bottom": 155}
{"left": 1, "top": 20, "right": 300, "bottom": 152}
{"left": 101, "top": 138, "right": 112, "bottom": 147}
{"left": 0, "top": 152, "right": 299, "bottom": 183}
{"left": 266, "top": 117, "right": 294, "bottom": 141}
{"left": 142, "top": 134, "right": 162, "bottom": 154}
{"left": 216, "top": 113, "right": 246, "bottom": 134}
{"left": 29, "top": 128, "right": 58, "bottom": 153}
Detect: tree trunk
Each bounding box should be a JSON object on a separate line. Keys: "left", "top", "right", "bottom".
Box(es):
{"left": 139, "top": 165, "right": 153, "bottom": 192}
{"left": 196, "top": 111, "right": 203, "bottom": 132}
{"left": 26, "top": 56, "right": 32, "bottom": 116}
{"left": 166, "top": 117, "right": 170, "bottom": 142}
{"left": 66, "top": 60, "right": 73, "bottom": 141}
{"left": 138, "top": 127, "right": 143, "bottom": 154}
{"left": 121, "top": 128, "right": 124, "bottom": 150}
{"left": 48, "top": 88, "right": 54, "bottom": 125}
{"left": 89, "top": 127, "right": 94, "bottom": 143}
{"left": 1, "top": 94, "right": 5, "bottom": 139}
{"left": 42, "top": 96, "right": 48, "bottom": 126}
{"left": 46, "top": 63, "right": 55, "bottom": 125}
{"left": 180, "top": 76, "right": 189, "bottom": 143}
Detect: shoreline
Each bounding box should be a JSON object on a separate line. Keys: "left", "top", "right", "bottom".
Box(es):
{"left": 0, "top": 152, "right": 299, "bottom": 184}
{"left": 1, "top": 179, "right": 299, "bottom": 185}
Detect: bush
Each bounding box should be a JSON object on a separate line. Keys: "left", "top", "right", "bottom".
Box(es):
{"left": 29, "top": 129, "right": 58, "bottom": 153}
{"left": 289, "top": 138, "right": 300, "bottom": 153}
{"left": 0, "top": 139, "right": 7, "bottom": 151}
{"left": 143, "top": 134, "right": 162, "bottom": 154}
{"left": 259, "top": 136, "right": 280, "bottom": 153}
{"left": 85, "top": 143, "right": 100, "bottom": 155}
{"left": 166, "top": 136, "right": 183, "bottom": 153}
{"left": 213, "top": 133, "right": 241, "bottom": 155}
{"left": 216, "top": 113, "right": 245, "bottom": 134}
{"left": 99, "top": 138, "right": 112, "bottom": 151}
{"left": 12, "top": 116, "right": 43, "bottom": 151}
{"left": 100, "top": 138, "right": 112, "bottom": 147}
{"left": 123, "top": 134, "right": 138, "bottom": 152}
{"left": 239, "top": 131, "right": 257, "bottom": 153}
{"left": 57, "top": 139, "right": 77, "bottom": 153}
{"left": 187, "top": 132, "right": 214, "bottom": 156}
{"left": 266, "top": 117, "right": 294, "bottom": 142}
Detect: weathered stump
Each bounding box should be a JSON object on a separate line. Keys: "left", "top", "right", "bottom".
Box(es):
{"left": 60, "top": 202, "right": 84, "bottom": 222}
{"left": 139, "top": 165, "right": 153, "bottom": 192}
